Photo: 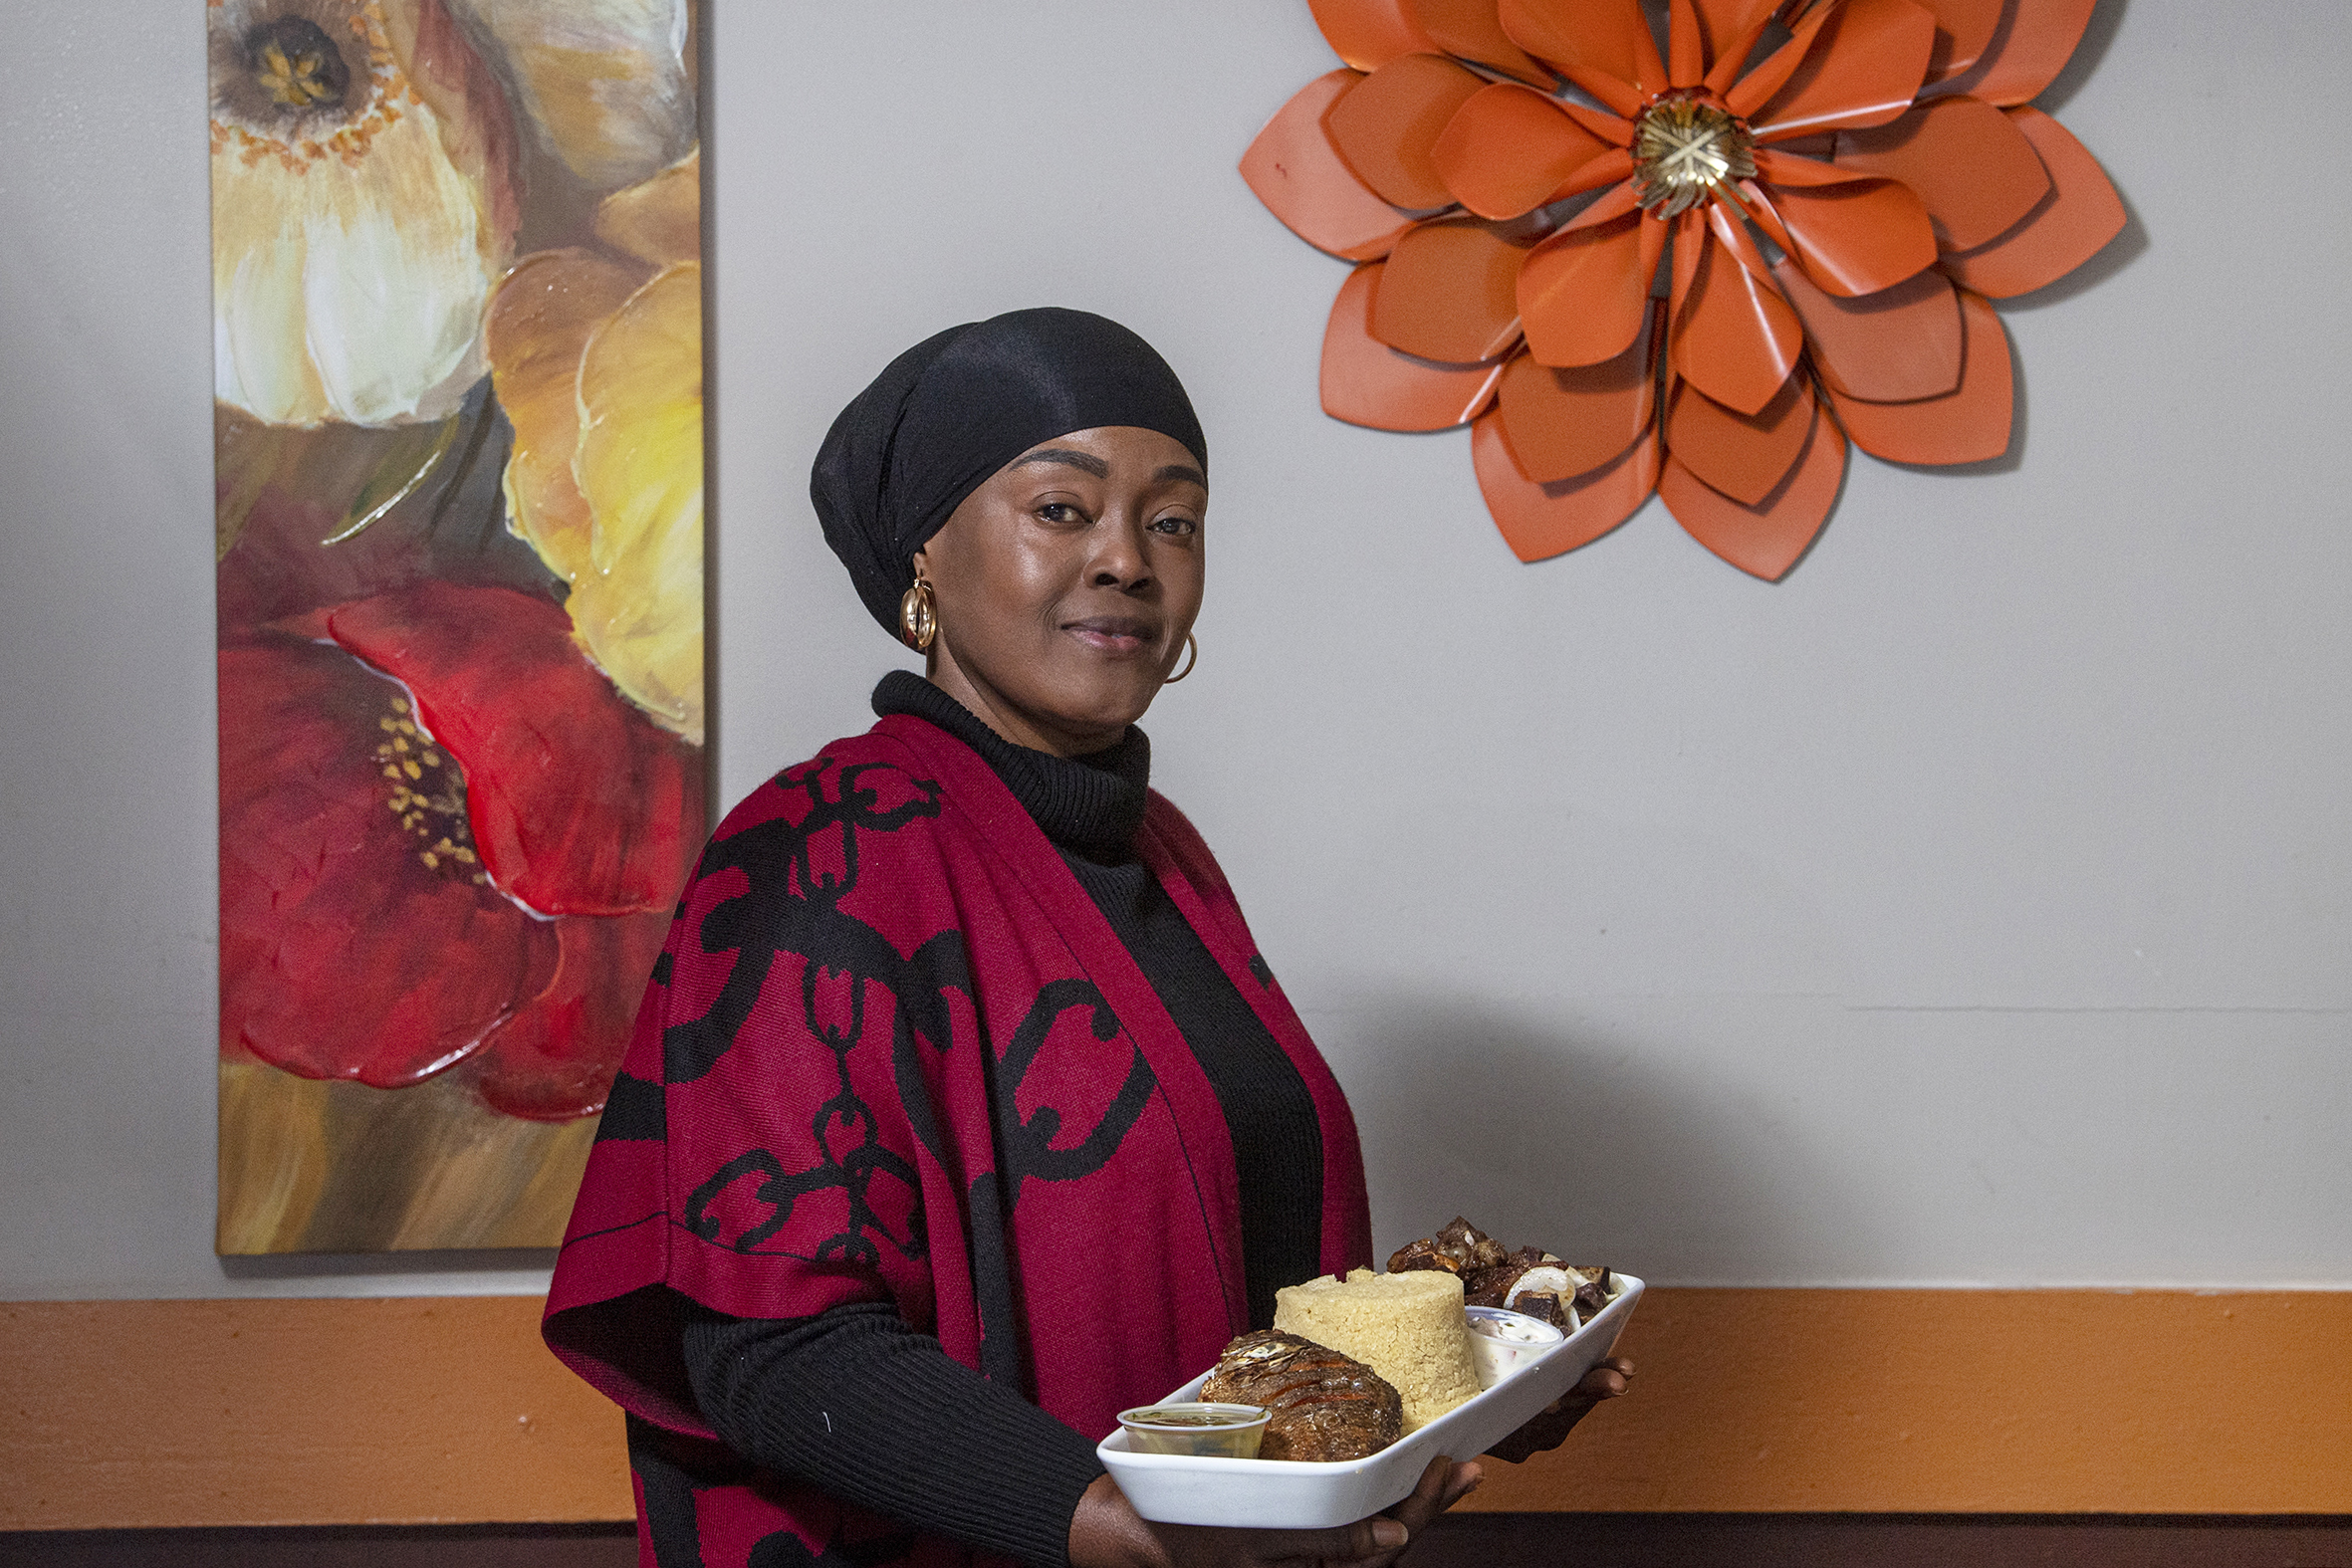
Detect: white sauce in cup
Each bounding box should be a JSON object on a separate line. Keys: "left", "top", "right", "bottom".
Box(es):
{"left": 1462, "top": 1306, "right": 1565, "bottom": 1388}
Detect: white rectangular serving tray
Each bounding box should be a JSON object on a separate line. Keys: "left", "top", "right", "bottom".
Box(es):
{"left": 1098, "top": 1272, "right": 1643, "bottom": 1528}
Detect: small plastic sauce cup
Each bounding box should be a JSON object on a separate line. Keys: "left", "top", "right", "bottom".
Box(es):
{"left": 1464, "top": 1306, "right": 1565, "bottom": 1388}
{"left": 1116, "top": 1402, "right": 1272, "bottom": 1457}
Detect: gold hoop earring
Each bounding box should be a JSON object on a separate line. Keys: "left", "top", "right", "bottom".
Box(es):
{"left": 1163, "top": 632, "right": 1198, "bottom": 684}
{"left": 898, "top": 575, "right": 937, "bottom": 652}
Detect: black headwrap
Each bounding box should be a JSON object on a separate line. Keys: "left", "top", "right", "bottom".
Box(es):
{"left": 812, "top": 307, "right": 1208, "bottom": 637}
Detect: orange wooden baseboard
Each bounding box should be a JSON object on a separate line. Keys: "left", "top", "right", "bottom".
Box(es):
{"left": 1462, "top": 1287, "right": 2351, "bottom": 1514}
{"left": 0, "top": 1298, "right": 629, "bottom": 1530}
{"left": 3, "top": 1289, "right": 2346, "bottom": 1530}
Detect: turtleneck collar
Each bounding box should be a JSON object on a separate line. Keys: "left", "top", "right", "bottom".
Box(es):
{"left": 872, "top": 671, "right": 1150, "bottom": 863}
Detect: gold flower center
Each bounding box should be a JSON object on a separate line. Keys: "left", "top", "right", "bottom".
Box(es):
{"left": 373, "top": 695, "right": 487, "bottom": 886}
{"left": 1632, "top": 92, "right": 1757, "bottom": 219}
{"left": 211, "top": 3, "right": 402, "bottom": 170}
{"left": 248, "top": 17, "right": 350, "bottom": 111}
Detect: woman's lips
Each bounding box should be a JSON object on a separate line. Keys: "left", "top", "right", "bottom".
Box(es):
{"left": 1062, "top": 616, "right": 1158, "bottom": 656}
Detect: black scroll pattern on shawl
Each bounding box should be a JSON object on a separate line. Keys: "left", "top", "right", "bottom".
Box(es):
{"left": 988, "top": 978, "right": 1156, "bottom": 1201}
{"left": 670, "top": 758, "right": 967, "bottom": 1265}
{"left": 662, "top": 752, "right": 1165, "bottom": 1397}
{"left": 966, "top": 979, "right": 1156, "bottom": 1388}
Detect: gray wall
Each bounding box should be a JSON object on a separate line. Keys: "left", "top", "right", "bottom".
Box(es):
{"left": 2, "top": 1, "right": 2345, "bottom": 1298}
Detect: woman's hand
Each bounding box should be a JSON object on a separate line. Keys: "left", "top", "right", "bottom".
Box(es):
{"left": 1481, "top": 1356, "right": 1634, "bottom": 1464}
{"left": 1068, "top": 1455, "right": 1481, "bottom": 1568}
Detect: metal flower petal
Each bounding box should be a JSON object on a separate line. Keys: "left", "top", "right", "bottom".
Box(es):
{"left": 1309, "top": 0, "right": 1441, "bottom": 72}
{"left": 1474, "top": 408, "right": 1659, "bottom": 562}
{"left": 1322, "top": 263, "right": 1509, "bottom": 432}
{"left": 1822, "top": 288, "right": 2014, "bottom": 464}
{"left": 1833, "top": 95, "right": 2050, "bottom": 250}
{"left": 1433, "top": 84, "right": 1619, "bottom": 220}
{"left": 1369, "top": 220, "right": 1529, "bottom": 362}
{"left": 1242, "top": 71, "right": 1421, "bottom": 261}
{"left": 1940, "top": 109, "right": 2126, "bottom": 298}
{"left": 1661, "top": 396, "right": 1848, "bottom": 578}
{"left": 1665, "top": 372, "right": 1818, "bottom": 507}
{"left": 1674, "top": 207, "right": 1805, "bottom": 416}
{"left": 1497, "top": 306, "right": 1660, "bottom": 483}
{"left": 1518, "top": 194, "right": 1659, "bottom": 367}
{"left": 1323, "top": 53, "right": 1493, "bottom": 210}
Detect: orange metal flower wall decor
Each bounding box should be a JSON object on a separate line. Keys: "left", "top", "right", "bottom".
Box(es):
{"left": 1245, "top": 0, "right": 2126, "bottom": 578}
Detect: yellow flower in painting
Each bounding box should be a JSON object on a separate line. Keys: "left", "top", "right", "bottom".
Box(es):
{"left": 209, "top": 0, "right": 521, "bottom": 427}
{"left": 487, "top": 151, "right": 703, "bottom": 746}
{"left": 572, "top": 264, "right": 703, "bottom": 743}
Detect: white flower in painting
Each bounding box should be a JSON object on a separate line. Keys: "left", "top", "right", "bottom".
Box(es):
{"left": 442, "top": 0, "right": 696, "bottom": 192}
{"left": 210, "top": 0, "right": 522, "bottom": 427}
{"left": 209, "top": 0, "right": 696, "bottom": 431}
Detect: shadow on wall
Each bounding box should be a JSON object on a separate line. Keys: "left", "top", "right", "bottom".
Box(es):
{"left": 1914, "top": 0, "right": 2150, "bottom": 482}
{"left": 1341, "top": 998, "right": 1883, "bottom": 1282}
{"left": 218, "top": 1246, "right": 556, "bottom": 1282}
{"left": 2038, "top": 0, "right": 2127, "bottom": 115}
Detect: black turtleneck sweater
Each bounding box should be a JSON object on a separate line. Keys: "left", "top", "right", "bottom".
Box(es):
{"left": 678, "top": 675, "right": 1324, "bottom": 1568}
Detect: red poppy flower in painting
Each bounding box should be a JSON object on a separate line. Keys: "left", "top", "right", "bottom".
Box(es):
{"left": 220, "top": 579, "right": 703, "bottom": 1119}
{"left": 1246, "top": 0, "right": 2126, "bottom": 577}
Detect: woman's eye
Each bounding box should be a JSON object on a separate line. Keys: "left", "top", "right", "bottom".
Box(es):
{"left": 1150, "top": 515, "right": 1199, "bottom": 537}
{"left": 1037, "top": 502, "right": 1084, "bottom": 525}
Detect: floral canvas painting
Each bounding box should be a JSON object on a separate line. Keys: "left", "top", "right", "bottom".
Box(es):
{"left": 211, "top": 0, "right": 706, "bottom": 1252}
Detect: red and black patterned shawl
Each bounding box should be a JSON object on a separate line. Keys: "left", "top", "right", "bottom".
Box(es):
{"left": 545, "top": 714, "right": 1372, "bottom": 1567}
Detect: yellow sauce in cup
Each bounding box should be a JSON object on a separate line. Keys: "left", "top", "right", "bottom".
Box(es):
{"left": 1116, "top": 1402, "right": 1271, "bottom": 1458}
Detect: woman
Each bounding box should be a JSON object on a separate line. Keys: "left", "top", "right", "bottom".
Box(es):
{"left": 545, "top": 309, "right": 1628, "bottom": 1568}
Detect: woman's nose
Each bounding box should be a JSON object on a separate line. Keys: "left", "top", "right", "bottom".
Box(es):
{"left": 1087, "top": 516, "right": 1152, "bottom": 589}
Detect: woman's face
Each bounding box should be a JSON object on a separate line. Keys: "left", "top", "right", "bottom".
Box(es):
{"left": 911, "top": 424, "right": 1206, "bottom": 757}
